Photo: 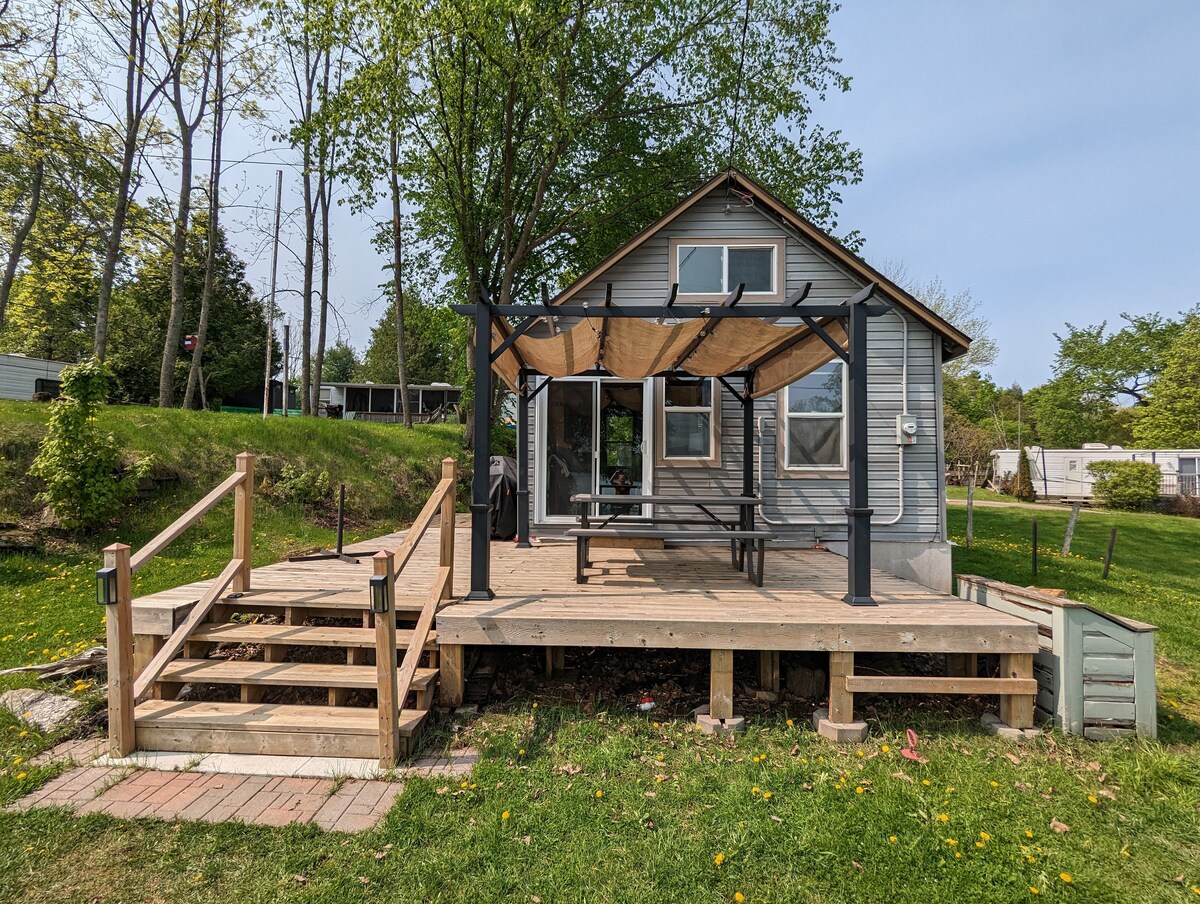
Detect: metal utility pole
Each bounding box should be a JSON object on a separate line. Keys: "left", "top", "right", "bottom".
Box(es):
{"left": 282, "top": 322, "right": 291, "bottom": 418}
{"left": 263, "top": 169, "right": 283, "bottom": 418}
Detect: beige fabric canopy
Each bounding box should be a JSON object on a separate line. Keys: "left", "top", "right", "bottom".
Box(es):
{"left": 488, "top": 311, "right": 848, "bottom": 398}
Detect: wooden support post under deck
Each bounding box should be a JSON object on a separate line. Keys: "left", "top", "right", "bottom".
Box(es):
{"left": 232, "top": 453, "right": 255, "bottom": 593}
{"left": 828, "top": 652, "right": 854, "bottom": 724}
{"left": 374, "top": 552, "right": 400, "bottom": 768}
{"left": 440, "top": 644, "right": 465, "bottom": 707}
{"left": 946, "top": 653, "right": 978, "bottom": 678}
{"left": 710, "top": 649, "right": 734, "bottom": 721}
{"left": 104, "top": 544, "right": 136, "bottom": 756}
{"left": 999, "top": 652, "right": 1035, "bottom": 729}
{"left": 545, "top": 646, "right": 565, "bottom": 678}
{"left": 133, "top": 634, "right": 163, "bottom": 678}
{"left": 758, "top": 650, "right": 781, "bottom": 693}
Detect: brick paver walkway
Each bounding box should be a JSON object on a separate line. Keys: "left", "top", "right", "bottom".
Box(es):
{"left": 7, "top": 744, "right": 480, "bottom": 832}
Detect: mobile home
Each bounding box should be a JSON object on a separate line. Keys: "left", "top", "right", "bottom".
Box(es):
{"left": 0, "top": 353, "right": 67, "bottom": 401}
{"left": 993, "top": 444, "right": 1200, "bottom": 498}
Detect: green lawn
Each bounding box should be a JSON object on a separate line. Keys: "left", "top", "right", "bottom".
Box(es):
{"left": 1, "top": 412, "right": 1199, "bottom": 902}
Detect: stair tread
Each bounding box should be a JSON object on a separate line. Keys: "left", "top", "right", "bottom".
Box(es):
{"left": 159, "top": 658, "right": 438, "bottom": 690}
{"left": 190, "top": 623, "right": 437, "bottom": 650}
{"left": 135, "top": 699, "right": 426, "bottom": 736}
{"left": 218, "top": 588, "right": 426, "bottom": 613}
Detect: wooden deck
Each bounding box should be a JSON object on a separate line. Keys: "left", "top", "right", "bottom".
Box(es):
{"left": 438, "top": 537, "right": 1037, "bottom": 655}
{"left": 132, "top": 523, "right": 1038, "bottom": 656}
{"left": 129, "top": 521, "right": 1041, "bottom": 739}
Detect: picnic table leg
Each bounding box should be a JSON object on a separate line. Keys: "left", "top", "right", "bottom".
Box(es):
{"left": 575, "top": 537, "right": 587, "bottom": 584}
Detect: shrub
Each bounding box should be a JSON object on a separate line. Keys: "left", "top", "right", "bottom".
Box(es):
{"left": 1014, "top": 448, "right": 1037, "bottom": 502}
{"left": 28, "top": 359, "right": 151, "bottom": 529}
{"left": 1087, "top": 460, "right": 1163, "bottom": 511}
{"left": 261, "top": 463, "right": 332, "bottom": 507}
{"left": 1167, "top": 493, "right": 1200, "bottom": 518}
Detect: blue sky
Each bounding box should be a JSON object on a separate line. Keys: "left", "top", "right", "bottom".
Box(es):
{"left": 231, "top": 3, "right": 1200, "bottom": 389}
{"left": 816, "top": 2, "right": 1200, "bottom": 386}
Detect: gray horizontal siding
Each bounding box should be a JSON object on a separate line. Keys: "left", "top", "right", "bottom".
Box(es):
{"left": 524, "top": 193, "right": 945, "bottom": 543}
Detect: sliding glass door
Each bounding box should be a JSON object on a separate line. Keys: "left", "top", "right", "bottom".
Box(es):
{"left": 538, "top": 379, "right": 651, "bottom": 522}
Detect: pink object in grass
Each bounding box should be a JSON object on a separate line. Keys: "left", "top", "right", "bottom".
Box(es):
{"left": 900, "top": 728, "right": 927, "bottom": 763}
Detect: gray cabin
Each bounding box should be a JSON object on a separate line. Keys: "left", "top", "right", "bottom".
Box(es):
{"left": 506, "top": 171, "right": 969, "bottom": 592}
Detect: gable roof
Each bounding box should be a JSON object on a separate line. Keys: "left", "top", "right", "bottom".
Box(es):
{"left": 551, "top": 169, "right": 971, "bottom": 360}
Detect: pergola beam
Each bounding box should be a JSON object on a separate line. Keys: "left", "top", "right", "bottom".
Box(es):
{"left": 453, "top": 302, "right": 888, "bottom": 320}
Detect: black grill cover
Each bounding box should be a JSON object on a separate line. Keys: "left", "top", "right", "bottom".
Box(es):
{"left": 489, "top": 455, "right": 518, "bottom": 540}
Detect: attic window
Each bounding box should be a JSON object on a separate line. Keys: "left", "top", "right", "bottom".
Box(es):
{"left": 671, "top": 238, "right": 784, "bottom": 300}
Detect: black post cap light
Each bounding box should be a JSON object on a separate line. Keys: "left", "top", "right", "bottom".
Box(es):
{"left": 96, "top": 567, "right": 118, "bottom": 606}
{"left": 369, "top": 574, "right": 390, "bottom": 614}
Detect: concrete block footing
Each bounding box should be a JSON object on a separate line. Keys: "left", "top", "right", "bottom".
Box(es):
{"left": 696, "top": 714, "right": 745, "bottom": 735}
{"left": 981, "top": 712, "right": 1041, "bottom": 741}
{"left": 812, "top": 707, "right": 868, "bottom": 743}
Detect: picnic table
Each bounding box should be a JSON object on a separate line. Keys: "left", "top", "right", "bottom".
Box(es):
{"left": 566, "top": 493, "right": 774, "bottom": 586}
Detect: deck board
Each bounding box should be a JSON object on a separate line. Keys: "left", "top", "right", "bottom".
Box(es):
{"left": 131, "top": 521, "right": 1039, "bottom": 655}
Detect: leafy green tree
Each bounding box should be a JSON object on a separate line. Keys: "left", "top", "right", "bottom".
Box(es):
{"left": 1052, "top": 312, "right": 1184, "bottom": 407}
{"left": 1025, "top": 374, "right": 1132, "bottom": 449}
{"left": 320, "top": 341, "right": 358, "bottom": 382}
{"left": 107, "top": 214, "right": 276, "bottom": 406}
{"left": 1133, "top": 315, "right": 1200, "bottom": 447}
{"left": 358, "top": 299, "right": 462, "bottom": 387}
{"left": 1014, "top": 447, "right": 1037, "bottom": 502}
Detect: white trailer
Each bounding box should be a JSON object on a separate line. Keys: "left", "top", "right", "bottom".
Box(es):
{"left": 0, "top": 353, "right": 67, "bottom": 401}
{"left": 993, "top": 444, "right": 1200, "bottom": 499}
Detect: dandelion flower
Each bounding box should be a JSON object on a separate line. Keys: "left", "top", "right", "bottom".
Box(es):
{"left": 460, "top": 780, "right": 469, "bottom": 788}
{"left": 855, "top": 786, "right": 864, "bottom": 795}
{"left": 595, "top": 790, "right": 603, "bottom": 798}
{"left": 881, "top": 744, "right": 890, "bottom": 753}
{"left": 975, "top": 842, "right": 985, "bottom": 849}
{"left": 1030, "top": 887, "right": 1039, "bottom": 895}
{"left": 989, "top": 780, "right": 999, "bottom": 788}
{"left": 501, "top": 811, "right": 510, "bottom": 820}
{"left": 922, "top": 779, "right": 931, "bottom": 787}
{"left": 954, "top": 852, "right": 962, "bottom": 859}
{"left": 938, "top": 813, "right": 949, "bottom": 822}
{"left": 1088, "top": 795, "right": 1099, "bottom": 804}
{"left": 16, "top": 772, "right": 26, "bottom": 780}
{"left": 888, "top": 835, "right": 897, "bottom": 843}
{"left": 751, "top": 786, "right": 761, "bottom": 795}
{"left": 1060, "top": 873, "right": 1073, "bottom": 884}
{"left": 11, "top": 758, "right": 21, "bottom": 766}
{"left": 1025, "top": 830, "right": 1034, "bottom": 839}
{"left": 786, "top": 719, "right": 794, "bottom": 727}
{"left": 18, "top": 731, "right": 27, "bottom": 739}
{"left": 1120, "top": 848, "right": 1130, "bottom": 858}
{"left": 714, "top": 852, "right": 726, "bottom": 866}
{"left": 734, "top": 894, "right": 745, "bottom": 903}
{"left": 856, "top": 750, "right": 864, "bottom": 758}
{"left": 532, "top": 702, "right": 538, "bottom": 709}
{"left": 979, "top": 832, "right": 990, "bottom": 842}
{"left": 762, "top": 791, "right": 772, "bottom": 800}
{"left": 518, "top": 748, "right": 525, "bottom": 757}
{"left": 945, "top": 839, "right": 957, "bottom": 846}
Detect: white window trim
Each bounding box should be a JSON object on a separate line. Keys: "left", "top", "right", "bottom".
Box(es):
{"left": 656, "top": 376, "right": 721, "bottom": 467}
{"left": 779, "top": 363, "right": 848, "bottom": 474}
{"left": 668, "top": 236, "right": 785, "bottom": 302}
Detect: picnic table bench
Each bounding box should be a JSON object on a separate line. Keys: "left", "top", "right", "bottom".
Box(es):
{"left": 566, "top": 494, "right": 774, "bottom": 586}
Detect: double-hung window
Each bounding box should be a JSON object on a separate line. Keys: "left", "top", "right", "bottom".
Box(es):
{"left": 662, "top": 376, "right": 717, "bottom": 462}
{"left": 671, "top": 238, "right": 783, "bottom": 300}
{"left": 782, "top": 361, "right": 846, "bottom": 471}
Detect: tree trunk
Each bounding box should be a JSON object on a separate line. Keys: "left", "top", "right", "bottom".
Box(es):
{"left": 0, "top": 158, "right": 42, "bottom": 331}
{"left": 95, "top": 135, "right": 137, "bottom": 361}
{"left": 311, "top": 175, "right": 329, "bottom": 414}
{"left": 183, "top": 21, "right": 224, "bottom": 410}
{"left": 389, "top": 132, "right": 412, "bottom": 428}
{"left": 158, "top": 127, "right": 194, "bottom": 406}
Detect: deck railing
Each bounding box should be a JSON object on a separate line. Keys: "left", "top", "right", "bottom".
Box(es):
{"left": 99, "top": 453, "right": 255, "bottom": 756}
{"left": 373, "top": 457, "right": 458, "bottom": 766}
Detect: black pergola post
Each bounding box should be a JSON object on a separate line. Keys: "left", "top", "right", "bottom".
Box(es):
{"left": 468, "top": 302, "right": 495, "bottom": 600}
{"left": 843, "top": 297, "right": 876, "bottom": 605}
{"left": 516, "top": 366, "right": 532, "bottom": 548}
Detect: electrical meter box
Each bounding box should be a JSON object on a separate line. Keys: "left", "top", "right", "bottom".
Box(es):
{"left": 896, "top": 414, "right": 918, "bottom": 445}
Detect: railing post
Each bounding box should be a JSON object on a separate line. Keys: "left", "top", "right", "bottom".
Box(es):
{"left": 440, "top": 457, "right": 457, "bottom": 600}
{"left": 373, "top": 551, "right": 399, "bottom": 768}
{"left": 233, "top": 452, "right": 254, "bottom": 592}
{"left": 101, "top": 543, "right": 135, "bottom": 756}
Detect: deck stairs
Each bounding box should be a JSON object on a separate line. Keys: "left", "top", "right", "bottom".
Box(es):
{"left": 103, "top": 452, "right": 461, "bottom": 767}
{"left": 133, "top": 591, "right": 441, "bottom": 760}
